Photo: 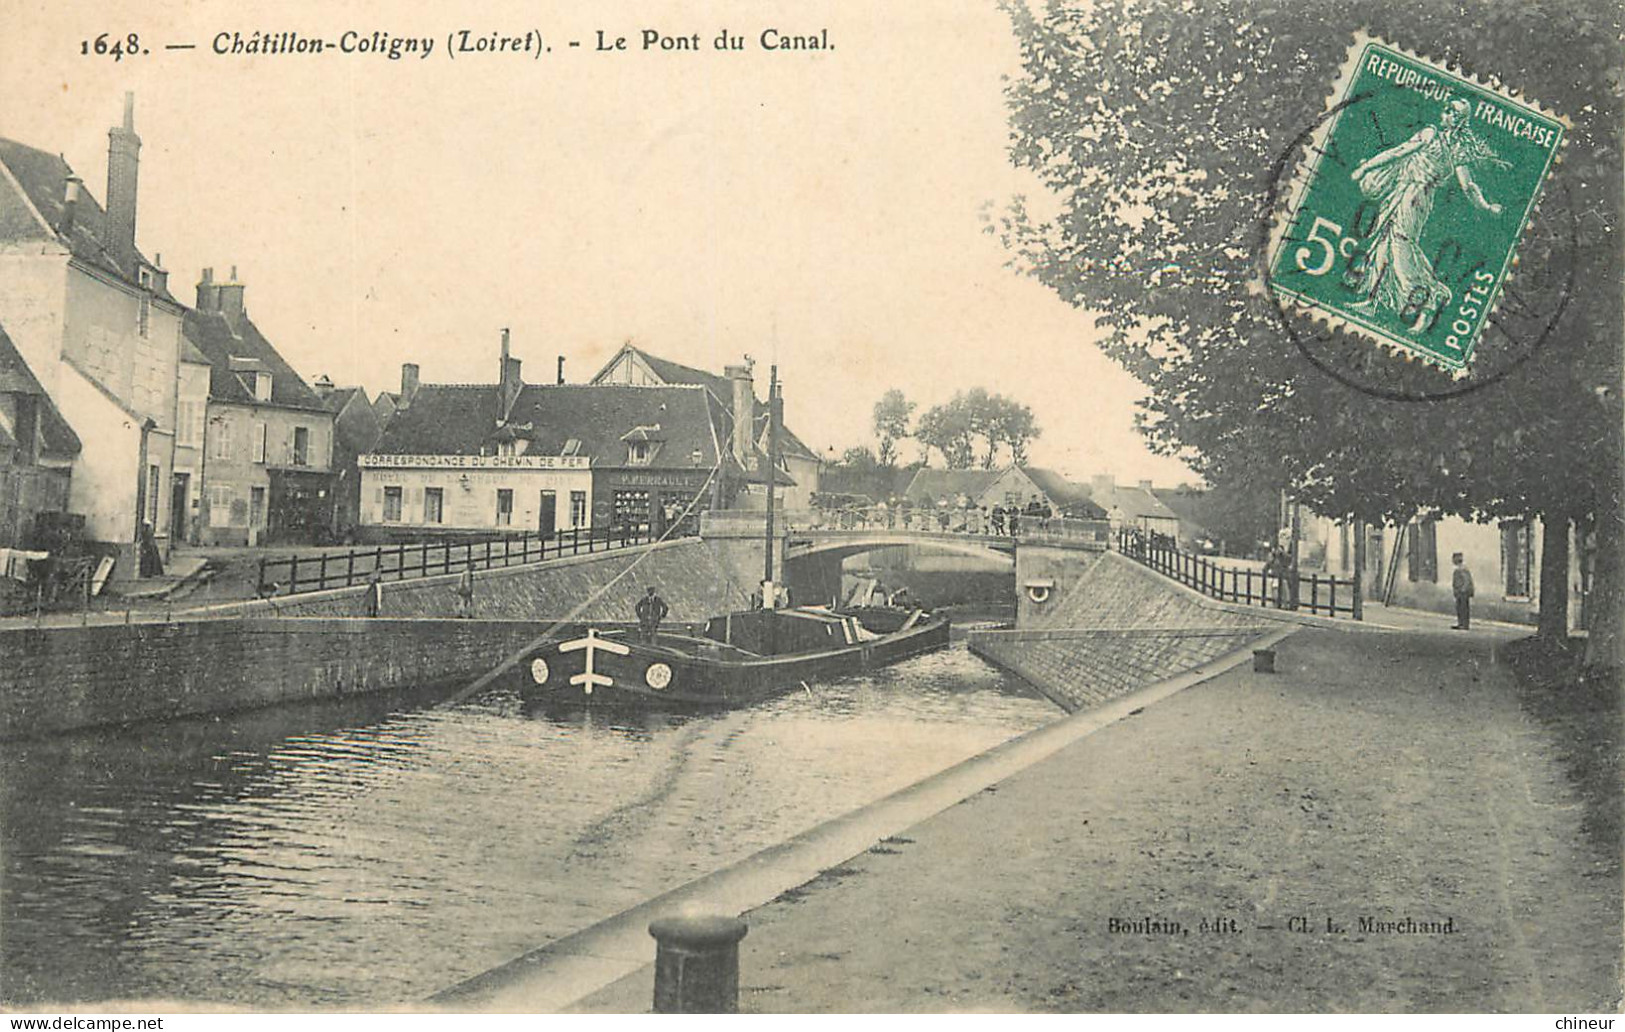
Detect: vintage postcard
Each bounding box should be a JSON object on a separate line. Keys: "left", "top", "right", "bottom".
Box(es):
{"left": 0, "top": 0, "right": 1619, "bottom": 1021}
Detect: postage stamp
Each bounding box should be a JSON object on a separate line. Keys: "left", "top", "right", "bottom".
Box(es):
{"left": 1264, "top": 33, "right": 1569, "bottom": 373}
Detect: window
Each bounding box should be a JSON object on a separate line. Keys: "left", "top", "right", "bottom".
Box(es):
{"left": 177, "top": 400, "right": 202, "bottom": 447}
{"left": 253, "top": 421, "right": 267, "bottom": 463}
{"left": 496, "top": 488, "right": 514, "bottom": 526}
{"left": 208, "top": 485, "right": 236, "bottom": 527}
{"left": 146, "top": 464, "right": 160, "bottom": 525}
{"left": 138, "top": 296, "right": 150, "bottom": 338}
{"left": 614, "top": 489, "right": 650, "bottom": 528}
{"left": 1407, "top": 518, "right": 1438, "bottom": 583}
{"left": 293, "top": 426, "right": 309, "bottom": 467}
{"left": 570, "top": 490, "right": 588, "bottom": 528}
{"left": 628, "top": 441, "right": 651, "bottom": 465}
{"left": 1501, "top": 520, "right": 1533, "bottom": 597}
{"left": 383, "top": 486, "right": 403, "bottom": 522}
{"left": 212, "top": 419, "right": 234, "bottom": 461}
{"left": 250, "top": 486, "right": 266, "bottom": 526}
{"left": 497, "top": 440, "right": 517, "bottom": 457}
{"left": 424, "top": 487, "right": 444, "bottom": 524}
{"left": 562, "top": 438, "right": 582, "bottom": 456}
{"left": 253, "top": 372, "right": 272, "bottom": 402}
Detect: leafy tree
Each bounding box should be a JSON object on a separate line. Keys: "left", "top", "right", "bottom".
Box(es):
{"left": 872, "top": 389, "right": 915, "bottom": 467}
{"left": 998, "top": 0, "right": 1621, "bottom": 658}
{"left": 916, "top": 397, "right": 977, "bottom": 469}
{"left": 918, "top": 389, "right": 1042, "bottom": 469}
{"left": 838, "top": 445, "right": 880, "bottom": 472}
{"left": 990, "top": 395, "right": 1041, "bottom": 466}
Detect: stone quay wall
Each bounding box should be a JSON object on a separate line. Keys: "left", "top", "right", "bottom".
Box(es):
{"left": 0, "top": 618, "right": 544, "bottom": 738}
{"left": 2, "top": 539, "right": 755, "bottom": 737}
{"left": 186, "top": 538, "right": 753, "bottom": 623}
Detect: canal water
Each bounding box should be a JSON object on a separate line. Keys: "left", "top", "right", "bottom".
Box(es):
{"left": 0, "top": 642, "right": 1055, "bottom": 1007}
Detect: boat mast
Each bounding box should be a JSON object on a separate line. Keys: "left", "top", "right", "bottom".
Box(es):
{"left": 763, "top": 364, "right": 779, "bottom": 599}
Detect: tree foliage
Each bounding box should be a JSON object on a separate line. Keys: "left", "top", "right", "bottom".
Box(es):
{"left": 998, "top": 0, "right": 1622, "bottom": 653}
{"left": 998, "top": 0, "right": 1619, "bottom": 523}
{"left": 915, "top": 388, "right": 1042, "bottom": 469}
{"left": 838, "top": 445, "right": 880, "bottom": 472}
{"left": 872, "top": 389, "right": 916, "bottom": 467}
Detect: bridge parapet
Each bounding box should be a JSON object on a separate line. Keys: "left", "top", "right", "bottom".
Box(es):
{"left": 1017, "top": 517, "right": 1111, "bottom": 551}
{"left": 701, "top": 508, "right": 1108, "bottom": 552}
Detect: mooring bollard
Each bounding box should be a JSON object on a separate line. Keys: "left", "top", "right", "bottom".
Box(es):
{"left": 648, "top": 913, "right": 748, "bottom": 1013}
{"left": 1253, "top": 648, "right": 1276, "bottom": 674}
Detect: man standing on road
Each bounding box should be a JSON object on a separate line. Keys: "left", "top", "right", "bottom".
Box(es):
{"left": 456, "top": 561, "right": 475, "bottom": 618}
{"left": 1451, "top": 552, "right": 1474, "bottom": 630}
{"left": 366, "top": 568, "right": 383, "bottom": 618}
{"left": 635, "top": 585, "right": 668, "bottom": 643}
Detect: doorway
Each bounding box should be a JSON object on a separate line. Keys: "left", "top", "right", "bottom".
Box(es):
{"left": 170, "top": 473, "right": 190, "bottom": 544}
{"left": 538, "top": 490, "right": 556, "bottom": 538}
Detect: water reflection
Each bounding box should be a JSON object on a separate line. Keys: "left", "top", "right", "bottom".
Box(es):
{"left": 2, "top": 644, "right": 1053, "bottom": 1007}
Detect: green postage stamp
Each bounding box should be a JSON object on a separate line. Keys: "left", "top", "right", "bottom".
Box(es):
{"left": 1265, "top": 33, "right": 1568, "bottom": 373}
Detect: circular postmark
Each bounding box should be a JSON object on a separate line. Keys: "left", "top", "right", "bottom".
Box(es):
{"left": 1257, "top": 83, "right": 1575, "bottom": 403}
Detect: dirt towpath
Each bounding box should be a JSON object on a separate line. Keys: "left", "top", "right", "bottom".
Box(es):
{"left": 574, "top": 625, "right": 1621, "bottom": 1012}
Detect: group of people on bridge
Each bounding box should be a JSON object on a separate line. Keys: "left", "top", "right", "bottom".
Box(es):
{"left": 812, "top": 495, "right": 1058, "bottom": 537}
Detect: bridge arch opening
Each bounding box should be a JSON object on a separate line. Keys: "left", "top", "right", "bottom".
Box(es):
{"left": 783, "top": 537, "right": 1014, "bottom": 611}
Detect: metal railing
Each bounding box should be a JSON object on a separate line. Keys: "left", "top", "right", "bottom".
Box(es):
{"left": 1018, "top": 516, "right": 1112, "bottom": 547}
{"left": 1115, "top": 528, "right": 1362, "bottom": 619}
{"left": 256, "top": 519, "right": 696, "bottom": 598}
{"left": 765, "top": 505, "right": 1102, "bottom": 539}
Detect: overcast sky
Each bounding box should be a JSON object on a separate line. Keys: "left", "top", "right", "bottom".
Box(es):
{"left": 5, "top": 0, "right": 1199, "bottom": 486}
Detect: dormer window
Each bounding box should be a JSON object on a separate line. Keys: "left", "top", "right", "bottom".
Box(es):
{"left": 562, "top": 438, "right": 582, "bottom": 456}
{"left": 252, "top": 372, "right": 272, "bottom": 402}
{"left": 498, "top": 440, "right": 517, "bottom": 457}
{"left": 621, "top": 424, "right": 664, "bottom": 466}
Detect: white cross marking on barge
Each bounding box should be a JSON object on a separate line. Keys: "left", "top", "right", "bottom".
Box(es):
{"left": 559, "top": 628, "right": 631, "bottom": 693}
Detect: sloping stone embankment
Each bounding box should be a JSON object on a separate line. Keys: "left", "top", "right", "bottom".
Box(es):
{"left": 969, "top": 551, "right": 1273, "bottom": 712}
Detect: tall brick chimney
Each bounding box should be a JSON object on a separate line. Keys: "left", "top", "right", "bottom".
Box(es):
{"left": 195, "top": 265, "right": 246, "bottom": 331}
{"left": 399, "top": 363, "right": 420, "bottom": 410}
{"left": 725, "top": 361, "right": 755, "bottom": 469}
{"left": 498, "top": 328, "right": 523, "bottom": 416}
{"left": 105, "top": 92, "right": 141, "bottom": 273}
{"left": 59, "top": 175, "right": 83, "bottom": 236}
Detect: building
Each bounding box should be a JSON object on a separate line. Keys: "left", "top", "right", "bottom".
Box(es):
{"left": 1021, "top": 467, "right": 1109, "bottom": 519}
{"left": 1307, "top": 511, "right": 1587, "bottom": 629}
{"left": 901, "top": 468, "right": 1004, "bottom": 509}
{"left": 901, "top": 465, "right": 1107, "bottom": 518}
{"left": 1088, "top": 474, "right": 1181, "bottom": 537}
{"left": 184, "top": 268, "right": 335, "bottom": 544}
{"left": 0, "top": 95, "right": 189, "bottom": 576}
{"left": 169, "top": 334, "right": 212, "bottom": 545}
{"left": 589, "top": 343, "right": 817, "bottom": 509}
{"left": 1151, "top": 484, "right": 1216, "bottom": 551}
{"left": 0, "top": 325, "right": 79, "bottom": 548}
{"left": 359, "top": 333, "right": 729, "bottom": 538}
{"left": 312, "top": 376, "right": 383, "bottom": 538}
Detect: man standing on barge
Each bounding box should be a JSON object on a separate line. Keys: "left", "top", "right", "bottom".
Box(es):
{"left": 636, "top": 586, "right": 669, "bottom": 643}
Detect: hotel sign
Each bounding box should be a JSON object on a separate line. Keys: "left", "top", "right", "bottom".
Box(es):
{"left": 360, "top": 453, "right": 591, "bottom": 470}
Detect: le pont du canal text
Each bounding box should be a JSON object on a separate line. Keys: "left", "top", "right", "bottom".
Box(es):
{"left": 199, "top": 27, "right": 833, "bottom": 62}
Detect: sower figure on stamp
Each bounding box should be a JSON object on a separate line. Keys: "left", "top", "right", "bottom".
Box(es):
{"left": 635, "top": 585, "right": 668, "bottom": 644}
{"left": 1347, "top": 97, "right": 1510, "bottom": 331}
{"left": 1451, "top": 552, "right": 1474, "bottom": 630}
